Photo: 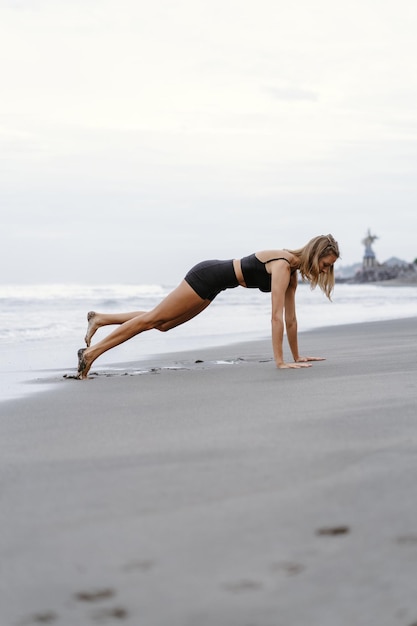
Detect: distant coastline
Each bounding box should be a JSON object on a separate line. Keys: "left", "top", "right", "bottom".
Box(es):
{"left": 336, "top": 252, "right": 417, "bottom": 286}
{"left": 336, "top": 230, "right": 417, "bottom": 286}
{"left": 336, "top": 275, "right": 417, "bottom": 286}
{"left": 345, "top": 262, "right": 417, "bottom": 285}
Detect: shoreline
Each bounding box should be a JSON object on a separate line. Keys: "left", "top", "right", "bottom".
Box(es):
{"left": 1, "top": 316, "right": 417, "bottom": 625}
{"left": 2, "top": 281, "right": 417, "bottom": 404}
{"left": 2, "top": 314, "right": 417, "bottom": 406}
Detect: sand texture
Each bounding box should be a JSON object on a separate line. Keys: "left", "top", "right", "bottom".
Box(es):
{"left": 1, "top": 318, "right": 417, "bottom": 626}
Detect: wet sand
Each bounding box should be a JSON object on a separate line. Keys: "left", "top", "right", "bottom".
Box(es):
{"left": 1, "top": 318, "right": 417, "bottom": 626}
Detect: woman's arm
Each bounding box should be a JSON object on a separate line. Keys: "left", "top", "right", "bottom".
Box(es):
{"left": 284, "top": 271, "right": 326, "bottom": 366}
{"left": 270, "top": 263, "right": 310, "bottom": 369}
{"left": 284, "top": 272, "right": 301, "bottom": 362}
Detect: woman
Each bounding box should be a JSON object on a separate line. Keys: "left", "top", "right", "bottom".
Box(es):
{"left": 77, "top": 234, "right": 340, "bottom": 378}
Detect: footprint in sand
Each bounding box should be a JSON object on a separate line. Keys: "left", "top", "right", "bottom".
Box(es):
{"left": 75, "top": 588, "right": 116, "bottom": 602}
{"left": 19, "top": 612, "right": 58, "bottom": 625}
{"left": 222, "top": 579, "right": 263, "bottom": 593}
{"left": 270, "top": 561, "right": 306, "bottom": 576}
{"left": 91, "top": 607, "right": 129, "bottom": 621}
{"left": 122, "top": 559, "right": 155, "bottom": 573}
{"left": 316, "top": 525, "right": 350, "bottom": 536}
{"left": 74, "top": 589, "right": 129, "bottom": 621}
{"left": 396, "top": 534, "right": 417, "bottom": 545}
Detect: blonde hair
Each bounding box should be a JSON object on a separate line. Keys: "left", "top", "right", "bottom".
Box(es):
{"left": 288, "top": 234, "right": 340, "bottom": 300}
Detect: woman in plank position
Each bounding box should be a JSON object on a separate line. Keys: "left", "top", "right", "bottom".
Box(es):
{"left": 77, "top": 234, "right": 340, "bottom": 378}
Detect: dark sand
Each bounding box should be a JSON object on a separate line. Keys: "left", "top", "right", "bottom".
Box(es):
{"left": 1, "top": 318, "right": 417, "bottom": 626}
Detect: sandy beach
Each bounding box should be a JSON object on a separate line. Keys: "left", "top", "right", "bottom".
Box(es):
{"left": 1, "top": 317, "right": 417, "bottom": 626}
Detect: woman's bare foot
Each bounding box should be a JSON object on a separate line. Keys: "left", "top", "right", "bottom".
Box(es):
{"left": 85, "top": 311, "right": 99, "bottom": 346}
{"left": 77, "top": 348, "right": 93, "bottom": 379}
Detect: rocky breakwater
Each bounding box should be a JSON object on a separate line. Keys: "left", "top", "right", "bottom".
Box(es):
{"left": 350, "top": 261, "right": 417, "bottom": 285}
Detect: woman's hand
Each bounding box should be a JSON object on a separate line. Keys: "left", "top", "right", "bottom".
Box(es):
{"left": 295, "top": 356, "right": 326, "bottom": 363}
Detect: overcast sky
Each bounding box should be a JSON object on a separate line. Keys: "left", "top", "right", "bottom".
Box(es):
{"left": 1, "top": 0, "right": 417, "bottom": 285}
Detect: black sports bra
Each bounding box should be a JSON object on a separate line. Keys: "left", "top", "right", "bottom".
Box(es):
{"left": 240, "top": 254, "right": 295, "bottom": 293}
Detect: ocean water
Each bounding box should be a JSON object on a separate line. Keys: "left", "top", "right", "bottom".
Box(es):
{"left": 1, "top": 282, "right": 417, "bottom": 403}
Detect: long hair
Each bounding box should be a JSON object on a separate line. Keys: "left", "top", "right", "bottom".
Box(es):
{"left": 288, "top": 234, "right": 340, "bottom": 300}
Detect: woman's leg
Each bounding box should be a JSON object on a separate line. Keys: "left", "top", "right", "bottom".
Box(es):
{"left": 77, "top": 281, "right": 211, "bottom": 379}
{"left": 85, "top": 311, "right": 146, "bottom": 346}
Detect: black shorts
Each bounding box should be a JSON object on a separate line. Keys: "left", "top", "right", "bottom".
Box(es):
{"left": 184, "top": 259, "right": 239, "bottom": 301}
